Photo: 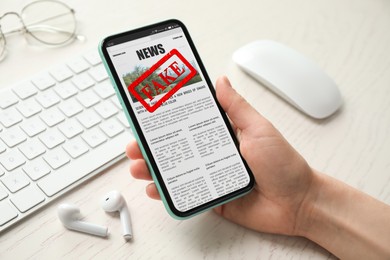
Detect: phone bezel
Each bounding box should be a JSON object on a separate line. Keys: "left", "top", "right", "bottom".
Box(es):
{"left": 100, "top": 19, "right": 254, "bottom": 218}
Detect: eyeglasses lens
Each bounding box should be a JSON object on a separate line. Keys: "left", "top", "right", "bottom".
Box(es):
{"left": 21, "top": 0, "right": 76, "bottom": 45}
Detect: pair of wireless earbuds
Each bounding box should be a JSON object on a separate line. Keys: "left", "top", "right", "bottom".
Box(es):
{"left": 57, "top": 190, "right": 132, "bottom": 240}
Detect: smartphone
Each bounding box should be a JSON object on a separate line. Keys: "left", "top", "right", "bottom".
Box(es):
{"left": 99, "top": 19, "right": 254, "bottom": 219}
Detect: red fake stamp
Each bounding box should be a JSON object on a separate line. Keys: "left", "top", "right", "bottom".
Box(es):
{"left": 127, "top": 49, "right": 197, "bottom": 112}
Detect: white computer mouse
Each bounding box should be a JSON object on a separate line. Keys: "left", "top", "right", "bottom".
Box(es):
{"left": 232, "top": 40, "right": 342, "bottom": 119}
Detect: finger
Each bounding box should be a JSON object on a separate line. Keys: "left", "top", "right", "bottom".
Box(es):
{"left": 126, "top": 139, "right": 143, "bottom": 160}
{"left": 146, "top": 183, "right": 161, "bottom": 200}
{"left": 129, "top": 159, "right": 152, "bottom": 180}
{"left": 125, "top": 142, "right": 132, "bottom": 159}
{"left": 213, "top": 205, "right": 223, "bottom": 215}
{"left": 216, "top": 76, "right": 267, "bottom": 130}
{"left": 229, "top": 120, "right": 242, "bottom": 142}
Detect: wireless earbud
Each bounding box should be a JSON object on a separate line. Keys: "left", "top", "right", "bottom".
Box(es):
{"left": 57, "top": 203, "right": 108, "bottom": 237}
{"left": 101, "top": 190, "right": 132, "bottom": 241}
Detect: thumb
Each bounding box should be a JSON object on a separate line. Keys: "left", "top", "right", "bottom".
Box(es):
{"left": 216, "top": 76, "right": 265, "bottom": 130}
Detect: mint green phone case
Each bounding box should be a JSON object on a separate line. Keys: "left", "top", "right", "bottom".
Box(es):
{"left": 98, "top": 22, "right": 254, "bottom": 219}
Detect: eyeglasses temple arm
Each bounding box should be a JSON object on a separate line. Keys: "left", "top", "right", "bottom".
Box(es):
{"left": 2, "top": 10, "right": 75, "bottom": 36}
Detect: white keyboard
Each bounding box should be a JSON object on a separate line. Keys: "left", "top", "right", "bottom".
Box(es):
{"left": 0, "top": 49, "right": 133, "bottom": 233}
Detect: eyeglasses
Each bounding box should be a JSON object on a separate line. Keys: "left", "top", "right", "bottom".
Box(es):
{"left": 0, "top": 0, "right": 78, "bottom": 60}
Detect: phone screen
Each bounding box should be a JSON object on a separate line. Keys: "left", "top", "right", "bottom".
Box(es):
{"left": 101, "top": 20, "right": 254, "bottom": 217}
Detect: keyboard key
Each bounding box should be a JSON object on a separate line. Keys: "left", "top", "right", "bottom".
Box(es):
{"left": 110, "top": 95, "right": 122, "bottom": 110}
{"left": 117, "top": 112, "right": 130, "bottom": 128}
{"left": 72, "top": 73, "right": 95, "bottom": 91}
{"left": 76, "top": 110, "right": 101, "bottom": 128}
{"left": 0, "top": 127, "right": 27, "bottom": 148}
{"left": 83, "top": 50, "right": 102, "bottom": 66}
{"left": 58, "top": 99, "right": 83, "bottom": 117}
{"left": 19, "top": 139, "right": 46, "bottom": 160}
{"left": 1, "top": 170, "right": 30, "bottom": 193}
{"left": 63, "top": 137, "right": 89, "bottom": 158}
{"left": 0, "top": 201, "right": 18, "bottom": 226}
{"left": 76, "top": 89, "right": 100, "bottom": 108}
{"left": 0, "top": 186, "right": 7, "bottom": 200}
{"left": 23, "top": 158, "right": 51, "bottom": 181}
{"left": 0, "top": 141, "right": 6, "bottom": 154}
{"left": 54, "top": 81, "right": 78, "bottom": 99}
{"left": 40, "top": 107, "right": 65, "bottom": 127}
{"left": 100, "top": 118, "right": 124, "bottom": 138}
{"left": 0, "top": 150, "right": 26, "bottom": 171}
{"left": 94, "top": 81, "right": 115, "bottom": 99}
{"left": 39, "top": 129, "right": 65, "bottom": 149}
{"left": 88, "top": 64, "right": 108, "bottom": 82}
{"left": 0, "top": 108, "right": 23, "bottom": 128}
{"left": 67, "top": 57, "right": 89, "bottom": 74}
{"left": 58, "top": 119, "right": 83, "bottom": 138}
{"left": 82, "top": 128, "right": 107, "bottom": 148}
{"left": 94, "top": 101, "right": 118, "bottom": 119}
{"left": 35, "top": 89, "right": 60, "bottom": 108}
{"left": 16, "top": 98, "right": 42, "bottom": 118}
{"left": 0, "top": 90, "right": 18, "bottom": 109}
{"left": 19, "top": 117, "right": 46, "bottom": 137}
{"left": 49, "top": 65, "right": 73, "bottom": 82}
{"left": 43, "top": 148, "right": 70, "bottom": 169}
{"left": 31, "top": 73, "right": 56, "bottom": 90}
{"left": 111, "top": 95, "right": 122, "bottom": 109}
{"left": 11, "top": 184, "right": 45, "bottom": 213}
{"left": 12, "top": 82, "right": 38, "bottom": 100}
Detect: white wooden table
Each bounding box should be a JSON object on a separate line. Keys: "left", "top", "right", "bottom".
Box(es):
{"left": 1, "top": 0, "right": 389, "bottom": 258}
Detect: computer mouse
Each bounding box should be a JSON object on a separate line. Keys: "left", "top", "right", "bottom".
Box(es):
{"left": 232, "top": 40, "right": 342, "bottom": 119}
